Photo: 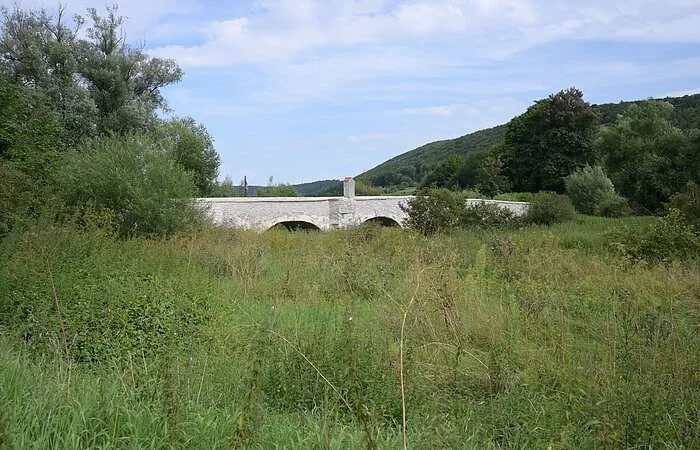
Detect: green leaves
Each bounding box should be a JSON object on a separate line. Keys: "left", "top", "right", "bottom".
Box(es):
{"left": 565, "top": 165, "right": 617, "bottom": 215}
{"left": 58, "top": 133, "right": 205, "bottom": 238}
{"left": 155, "top": 118, "right": 221, "bottom": 197}
{"left": 504, "top": 87, "right": 600, "bottom": 193}
{"left": 0, "top": 4, "right": 184, "bottom": 143}
{"left": 595, "top": 100, "right": 699, "bottom": 213}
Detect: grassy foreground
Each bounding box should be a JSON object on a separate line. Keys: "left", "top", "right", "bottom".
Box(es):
{"left": 0, "top": 217, "right": 698, "bottom": 448}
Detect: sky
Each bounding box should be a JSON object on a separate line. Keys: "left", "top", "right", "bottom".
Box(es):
{"left": 19, "top": 0, "right": 700, "bottom": 185}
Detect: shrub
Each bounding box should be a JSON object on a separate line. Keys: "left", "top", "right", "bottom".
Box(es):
{"left": 493, "top": 192, "right": 534, "bottom": 202}
{"left": 612, "top": 209, "right": 700, "bottom": 263}
{"left": 57, "top": 134, "right": 205, "bottom": 238}
{"left": 402, "top": 189, "right": 522, "bottom": 234}
{"left": 525, "top": 192, "right": 575, "bottom": 225}
{"left": 401, "top": 188, "right": 462, "bottom": 235}
{"left": 461, "top": 189, "right": 484, "bottom": 199}
{"left": 669, "top": 181, "right": 700, "bottom": 230}
{"left": 595, "top": 194, "right": 632, "bottom": 218}
{"left": 461, "top": 201, "right": 518, "bottom": 229}
{"left": 565, "top": 165, "right": 616, "bottom": 215}
{"left": 256, "top": 183, "right": 299, "bottom": 197}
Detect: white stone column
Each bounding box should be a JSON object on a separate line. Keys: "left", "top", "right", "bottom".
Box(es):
{"left": 343, "top": 177, "right": 355, "bottom": 198}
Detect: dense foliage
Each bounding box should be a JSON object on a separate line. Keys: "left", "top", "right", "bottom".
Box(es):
{"left": 669, "top": 181, "right": 700, "bottom": 230}
{"left": 594, "top": 194, "right": 632, "bottom": 218}
{"left": 401, "top": 189, "right": 522, "bottom": 235}
{"left": 0, "top": 4, "right": 219, "bottom": 236}
{"left": 294, "top": 179, "right": 342, "bottom": 196}
{"left": 595, "top": 100, "right": 699, "bottom": 213}
{"left": 503, "top": 88, "right": 600, "bottom": 193}
{"left": 611, "top": 208, "right": 700, "bottom": 263}
{"left": 58, "top": 134, "right": 204, "bottom": 238}
{"left": 401, "top": 188, "right": 463, "bottom": 235}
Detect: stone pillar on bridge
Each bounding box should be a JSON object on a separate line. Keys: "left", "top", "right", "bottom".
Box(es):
{"left": 343, "top": 177, "right": 355, "bottom": 198}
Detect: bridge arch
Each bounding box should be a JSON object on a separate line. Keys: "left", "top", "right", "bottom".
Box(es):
{"left": 362, "top": 216, "right": 401, "bottom": 227}
{"left": 269, "top": 220, "right": 320, "bottom": 232}
{"left": 264, "top": 215, "right": 324, "bottom": 231}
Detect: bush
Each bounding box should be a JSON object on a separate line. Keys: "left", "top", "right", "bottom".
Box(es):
{"left": 461, "top": 189, "right": 484, "bottom": 199}
{"left": 612, "top": 209, "right": 700, "bottom": 263}
{"left": 256, "top": 183, "right": 299, "bottom": 197}
{"left": 461, "top": 201, "right": 518, "bottom": 229}
{"left": 493, "top": 192, "right": 534, "bottom": 202}
{"left": 565, "top": 165, "right": 616, "bottom": 215}
{"left": 525, "top": 192, "right": 575, "bottom": 225}
{"left": 669, "top": 181, "right": 700, "bottom": 230}
{"left": 401, "top": 188, "right": 462, "bottom": 235}
{"left": 402, "top": 189, "right": 522, "bottom": 234}
{"left": 57, "top": 134, "right": 205, "bottom": 238}
{"left": 595, "top": 194, "right": 632, "bottom": 218}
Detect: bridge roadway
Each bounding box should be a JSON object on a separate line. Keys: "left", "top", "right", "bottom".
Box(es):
{"left": 198, "top": 178, "right": 529, "bottom": 231}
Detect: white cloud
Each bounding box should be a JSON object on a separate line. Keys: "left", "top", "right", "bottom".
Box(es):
{"left": 18, "top": 0, "right": 202, "bottom": 42}
{"left": 395, "top": 97, "right": 523, "bottom": 125}
{"left": 150, "top": 0, "right": 700, "bottom": 65}
{"left": 347, "top": 133, "right": 397, "bottom": 143}
{"left": 399, "top": 104, "right": 480, "bottom": 118}
{"left": 659, "top": 87, "right": 700, "bottom": 98}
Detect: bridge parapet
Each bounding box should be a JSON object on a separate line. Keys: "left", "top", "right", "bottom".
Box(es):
{"left": 199, "top": 176, "right": 527, "bottom": 231}
{"left": 199, "top": 195, "right": 529, "bottom": 231}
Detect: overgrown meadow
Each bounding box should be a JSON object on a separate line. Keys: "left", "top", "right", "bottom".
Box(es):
{"left": 1, "top": 217, "right": 698, "bottom": 448}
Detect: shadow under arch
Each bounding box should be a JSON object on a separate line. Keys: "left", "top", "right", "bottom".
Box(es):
{"left": 363, "top": 216, "right": 401, "bottom": 227}
{"left": 269, "top": 221, "right": 321, "bottom": 232}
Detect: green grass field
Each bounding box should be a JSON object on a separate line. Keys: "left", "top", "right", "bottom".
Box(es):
{"left": 0, "top": 216, "right": 698, "bottom": 448}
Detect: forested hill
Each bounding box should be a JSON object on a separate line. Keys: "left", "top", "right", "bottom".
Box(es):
{"left": 358, "top": 93, "right": 700, "bottom": 190}
{"left": 357, "top": 125, "right": 506, "bottom": 189}
{"left": 293, "top": 179, "right": 342, "bottom": 196}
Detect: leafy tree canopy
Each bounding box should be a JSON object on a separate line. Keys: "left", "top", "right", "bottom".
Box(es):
{"left": 0, "top": 4, "right": 182, "bottom": 143}
{"left": 154, "top": 118, "right": 220, "bottom": 197}
{"left": 504, "top": 87, "right": 600, "bottom": 193}
{"left": 418, "top": 155, "right": 462, "bottom": 189}
{"left": 595, "top": 100, "right": 699, "bottom": 213}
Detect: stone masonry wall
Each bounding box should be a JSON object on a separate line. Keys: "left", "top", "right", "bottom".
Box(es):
{"left": 199, "top": 195, "right": 529, "bottom": 231}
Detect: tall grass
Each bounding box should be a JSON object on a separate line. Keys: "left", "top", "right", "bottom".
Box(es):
{"left": 0, "top": 217, "right": 698, "bottom": 448}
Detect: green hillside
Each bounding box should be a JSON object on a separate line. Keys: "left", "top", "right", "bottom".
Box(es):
{"left": 358, "top": 93, "right": 700, "bottom": 190}
{"left": 293, "top": 179, "right": 341, "bottom": 196}
{"left": 357, "top": 125, "right": 506, "bottom": 189}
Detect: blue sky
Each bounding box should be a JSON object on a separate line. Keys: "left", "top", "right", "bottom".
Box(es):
{"left": 24, "top": 0, "right": 700, "bottom": 184}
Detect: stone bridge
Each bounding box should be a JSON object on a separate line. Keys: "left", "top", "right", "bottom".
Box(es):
{"left": 199, "top": 178, "right": 529, "bottom": 231}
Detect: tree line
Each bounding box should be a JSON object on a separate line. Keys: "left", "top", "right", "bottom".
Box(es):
{"left": 417, "top": 88, "right": 700, "bottom": 214}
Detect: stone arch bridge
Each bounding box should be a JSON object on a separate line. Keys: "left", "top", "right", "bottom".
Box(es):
{"left": 199, "top": 178, "right": 529, "bottom": 231}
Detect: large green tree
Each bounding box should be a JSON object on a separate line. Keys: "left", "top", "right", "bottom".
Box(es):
{"left": 0, "top": 5, "right": 96, "bottom": 146}
{"left": 504, "top": 88, "right": 601, "bottom": 193}
{"left": 0, "top": 5, "right": 182, "bottom": 143}
{"left": 595, "top": 100, "right": 699, "bottom": 212}
{"left": 418, "top": 155, "right": 462, "bottom": 189}
{"left": 79, "top": 6, "right": 182, "bottom": 135}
